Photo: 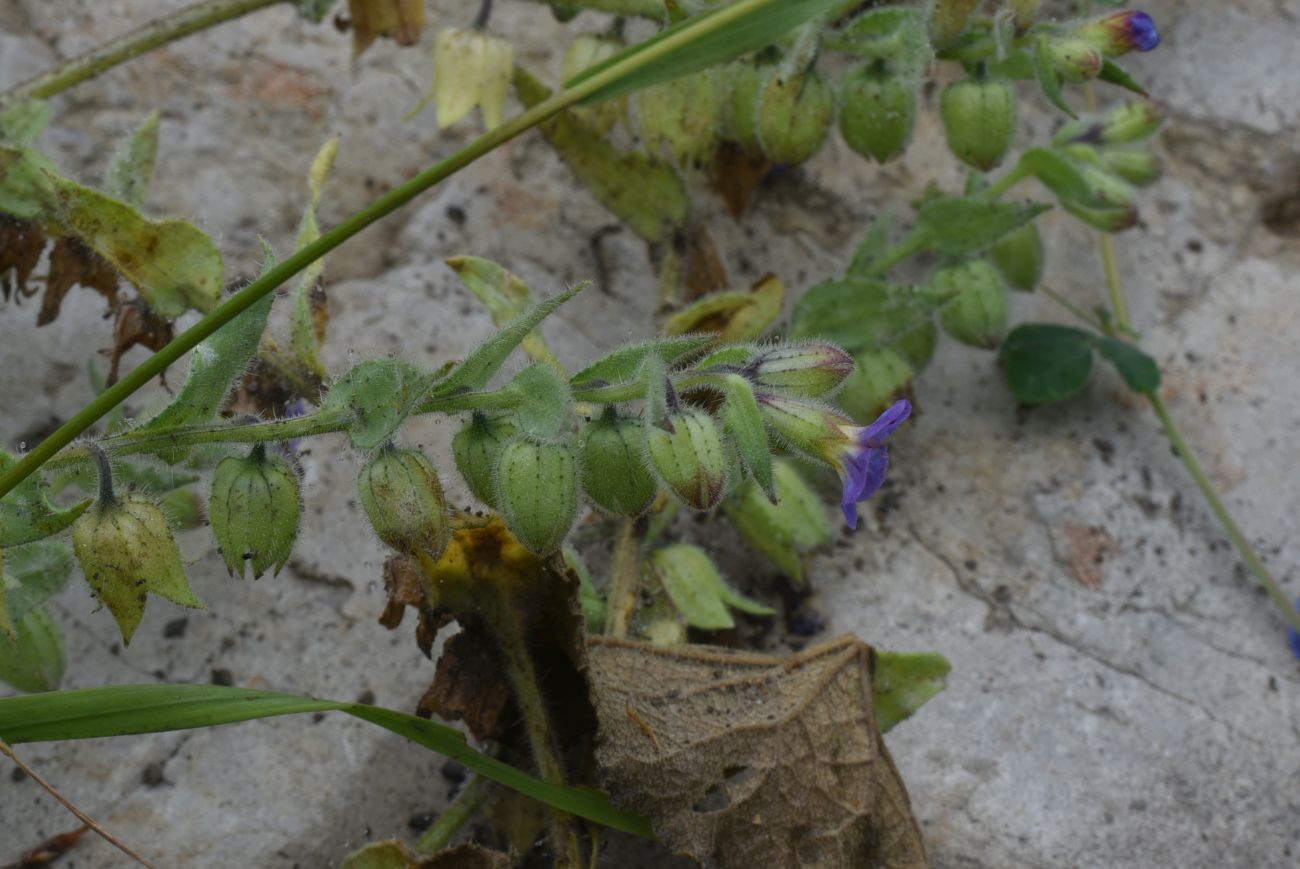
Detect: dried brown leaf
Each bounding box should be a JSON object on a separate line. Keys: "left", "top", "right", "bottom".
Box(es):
{"left": 683, "top": 225, "right": 728, "bottom": 302}
{"left": 0, "top": 216, "right": 45, "bottom": 301}
{"left": 710, "top": 142, "right": 772, "bottom": 217}
{"left": 348, "top": 0, "right": 425, "bottom": 58}
{"left": 39, "top": 236, "right": 120, "bottom": 326}
{"left": 586, "top": 635, "right": 928, "bottom": 869}
{"left": 417, "top": 628, "right": 513, "bottom": 743}
{"left": 104, "top": 299, "right": 173, "bottom": 384}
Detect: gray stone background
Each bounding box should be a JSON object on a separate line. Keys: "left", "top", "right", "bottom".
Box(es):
{"left": 2, "top": 0, "right": 1298, "bottom": 866}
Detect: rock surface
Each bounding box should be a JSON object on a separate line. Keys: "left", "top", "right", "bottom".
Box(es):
{"left": 2, "top": 1, "right": 1298, "bottom": 867}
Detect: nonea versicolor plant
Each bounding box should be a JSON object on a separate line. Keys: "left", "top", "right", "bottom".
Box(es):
{"left": 0, "top": 1, "right": 1295, "bottom": 867}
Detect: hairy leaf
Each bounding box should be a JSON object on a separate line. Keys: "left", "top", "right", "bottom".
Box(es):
{"left": 570, "top": 335, "right": 713, "bottom": 391}
{"left": 447, "top": 255, "right": 559, "bottom": 367}
{"left": 509, "top": 363, "right": 573, "bottom": 442}
{"left": 0, "top": 450, "right": 91, "bottom": 548}
{"left": 721, "top": 374, "right": 774, "bottom": 498}
{"left": 1, "top": 540, "right": 75, "bottom": 633}
{"left": 913, "top": 196, "right": 1051, "bottom": 257}
{"left": 105, "top": 110, "right": 160, "bottom": 209}
{"left": 790, "top": 279, "right": 946, "bottom": 354}
{"left": 289, "top": 137, "right": 339, "bottom": 383}
{"left": 322, "top": 358, "right": 437, "bottom": 450}
{"left": 999, "top": 324, "right": 1095, "bottom": 403}
{"left": 0, "top": 607, "right": 65, "bottom": 693}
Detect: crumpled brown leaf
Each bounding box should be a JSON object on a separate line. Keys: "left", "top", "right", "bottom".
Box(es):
{"left": 103, "top": 298, "right": 172, "bottom": 383}
{"left": 39, "top": 235, "right": 121, "bottom": 326}
{"left": 347, "top": 0, "right": 425, "bottom": 58}
{"left": 586, "top": 635, "right": 928, "bottom": 869}
{"left": 0, "top": 215, "right": 44, "bottom": 301}
{"left": 417, "top": 627, "right": 513, "bottom": 742}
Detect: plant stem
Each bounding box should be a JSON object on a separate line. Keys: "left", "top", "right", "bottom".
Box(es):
{"left": 1145, "top": 394, "right": 1300, "bottom": 633}
{"left": 1, "top": 0, "right": 284, "bottom": 103}
{"left": 416, "top": 774, "right": 494, "bottom": 854}
{"left": 516, "top": 0, "right": 667, "bottom": 18}
{"left": 604, "top": 518, "right": 642, "bottom": 638}
{"left": 1096, "top": 234, "right": 1300, "bottom": 634}
{"left": 982, "top": 161, "right": 1033, "bottom": 200}
{"left": 0, "top": 0, "right": 806, "bottom": 502}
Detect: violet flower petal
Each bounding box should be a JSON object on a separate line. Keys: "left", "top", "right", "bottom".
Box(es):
{"left": 861, "top": 399, "right": 912, "bottom": 446}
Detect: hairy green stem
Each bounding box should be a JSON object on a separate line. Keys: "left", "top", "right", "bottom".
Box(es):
{"left": 416, "top": 773, "right": 495, "bottom": 854}
{"left": 604, "top": 518, "right": 643, "bottom": 638}
{"left": 1097, "top": 233, "right": 1135, "bottom": 337}
{"left": 0, "top": 0, "right": 802, "bottom": 502}
{"left": 1145, "top": 393, "right": 1300, "bottom": 634}
{"left": 1, "top": 0, "right": 284, "bottom": 103}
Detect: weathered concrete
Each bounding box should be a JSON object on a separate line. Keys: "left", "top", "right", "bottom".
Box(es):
{"left": 2, "top": 0, "right": 1298, "bottom": 866}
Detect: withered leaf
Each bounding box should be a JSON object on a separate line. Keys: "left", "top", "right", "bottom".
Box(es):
{"left": 39, "top": 235, "right": 120, "bottom": 326}
{"left": 682, "top": 225, "right": 728, "bottom": 302}
{"left": 710, "top": 142, "right": 772, "bottom": 217}
{"left": 0, "top": 215, "right": 44, "bottom": 300}
{"left": 586, "top": 635, "right": 928, "bottom": 869}
{"left": 380, "top": 553, "right": 425, "bottom": 629}
{"left": 424, "top": 843, "right": 515, "bottom": 869}
{"left": 348, "top": 0, "right": 426, "bottom": 58}
{"left": 104, "top": 299, "right": 173, "bottom": 383}
{"left": 417, "top": 628, "right": 513, "bottom": 743}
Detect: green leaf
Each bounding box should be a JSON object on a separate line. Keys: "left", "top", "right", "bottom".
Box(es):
{"left": 846, "top": 209, "right": 896, "bottom": 278}
{"left": 913, "top": 196, "right": 1052, "bottom": 258}
{"left": 289, "top": 137, "right": 339, "bottom": 382}
{"left": 140, "top": 260, "right": 276, "bottom": 435}
{"left": 652, "top": 544, "right": 736, "bottom": 630}
{"left": 446, "top": 254, "right": 563, "bottom": 369}
{"left": 570, "top": 335, "right": 714, "bottom": 390}
{"left": 789, "top": 279, "right": 945, "bottom": 354}
{"left": 430, "top": 285, "right": 584, "bottom": 398}
{"left": 0, "top": 683, "right": 652, "bottom": 837}
{"left": 0, "top": 450, "right": 91, "bottom": 548}
{"left": 1096, "top": 337, "right": 1161, "bottom": 393}
{"left": 999, "top": 324, "right": 1095, "bottom": 403}
{"left": 0, "top": 607, "right": 65, "bottom": 693}
{"left": 569, "top": 0, "right": 844, "bottom": 106}
{"left": 105, "top": 110, "right": 159, "bottom": 209}
{"left": 1098, "top": 59, "right": 1147, "bottom": 96}
{"left": 722, "top": 459, "right": 830, "bottom": 585}
{"left": 321, "top": 358, "right": 438, "bottom": 450}
{"left": 1033, "top": 35, "right": 1075, "bottom": 118}
{"left": 873, "top": 650, "right": 950, "bottom": 733}
{"left": 562, "top": 545, "right": 605, "bottom": 633}
{"left": 516, "top": 68, "right": 690, "bottom": 244}
{"left": 0, "top": 145, "right": 59, "bottom": 219}
{"left": 0, "top": 100, "right": 51, "bottom": 147}
{"left": 1, "top": 540, "right": 75, "bottom": 629}
{"left": 1018, "top": 147, "right": 1093, "bottom": 205}
{"left": 509, "top": 364, "right": 573, "bottom": 442}
{"left": 48, "top": 173, "right": 223, "bottom": 316}
{"left": 721, "top": 374, "right": 774, "bottom": 499}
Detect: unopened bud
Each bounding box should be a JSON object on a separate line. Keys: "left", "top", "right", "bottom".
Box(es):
{"left": 1045, "top": 38, "right": 1104, "bottom": 82}
{"left": 209, "top": 446, "right": 301, "bottom": 579}
{"left": 755, "top": 393, "right": 852, "bottom": 466}
{"left": 579, "top": 410, "right": 658, "bottom": 517}
{"left": 744, "top": 342, "right": 854, "bottom": 396}
{"left": 757, "top": 70, "right": 834, "bottom": 166}
{"left": 1057, "top": 101, "right": 1164, "bottom": 146}
{"left": 1072, "top": 11, "right": 1161, "bottom": 58}
{"left": 645, "top": 410, "right": 728, "bottom": 511}
{"left": 838, "top": 64, "right": 918, "bottom": 165}
{"left": 1101, "top": 149, "right": 1160, "bottom": 186}
{"left": 940, "top": 79, "right": 1017, "bottom": 171}
{"left": 496, "top": 440, "right": 579, "bottom": 554}
{"left": 432, "top": 28, "right": 514, "bottom": 129}
{"left": 72, "top": 493, "right": 203, "bottom": 644}
{"left": 990, "top": 222, "right": 1044, "bottom": 291}
{"left": 453, "top": 414, "right": 517, "bottom": 509}
{"left": 359, "top": 447, "right": 450, "bottom": 560}
{"left": 936, "top": 260, "right": 1010, "bottom": 349}
{"left": 726, "top": 61, "right": 768, "bottom": 151}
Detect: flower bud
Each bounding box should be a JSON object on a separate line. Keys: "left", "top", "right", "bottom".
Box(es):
{"left": 1101, "top": 149, "right": 1160, "bottom": 186}
{"left": 1009, "top": 0, "right": 1040, "bottom": 32}
{"left": 579, "top": 410, "right": 658, "bottom": 517}
{"left": 935, "top": 260, "right": 1010, "bottom": 349}
{"left": 990, "top": 222, "right": 1044, "bottom": 291}
{"left": 432, "top": 27, "right": 514, "bottom": 130}
{"left": 72, "top": 494, "right": 203, "bottom": 644}
{"left": 496, "top": 440, "right": 579, "bottom": 555}
{"left": 645, "top": 410, "right": 728, "bottom": 511}
{"left": 757, "top": 70, "right": 834, "bottom": 166}
{"left": 835, "top": 348, "right": 915, "bottom": 424}
{"left": 744, "top": 342, "right": 854, "bottom": 396}
{"left": 726, "top": 61, "right": 768, "bottom": 150}
{"left": 358, "top": 447, "right": 450, "bottom": 560}
{"left": 636, "top": 71, "right": 724, "bottom": 167}
{"left": 755, "top": 394, "right": 853, "bottom": 466}
{"left": 1057, "top": 100, "right": 1164, "bottom": 146}
{"left": 453, "top": 414, "right": 517, "bottom": 509}
{"left": 1045, "top": 38, "right": 1104, "bottom": 82}
{"left": 837, "top": 64, "right": 918, "bottom": 165}
{"left": 209, "top": 446, "right": 301, "bottom": 579}
{"left": 1072, "top": 11, "right": 1161, "bottom": 58}
{"left": 940, "top": 79, "right": 1017, "bottom": 171}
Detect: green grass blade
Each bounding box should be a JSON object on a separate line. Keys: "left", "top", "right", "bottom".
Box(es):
{"left": 0, "top": 684, "right": 652, "bottom": 837}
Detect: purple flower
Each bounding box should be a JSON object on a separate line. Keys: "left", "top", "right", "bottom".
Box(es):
{"left": 837, "top": 399, "right": 911, "bottom": 529}
{"left": 1078, "top": 11, "right": 1162, "bottom": 57}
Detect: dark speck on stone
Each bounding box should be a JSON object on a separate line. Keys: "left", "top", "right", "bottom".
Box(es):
{"left": 446, "top": 205, "right": 466, "bottom": 225}
{"left": 210, "top": 668, "right": 234, "bottom": 687}
{"left": 964, "top": 559, "right": 978, "bottom": 571}
{"left": 163, "top": 617, "right": 189, "bottom": 639}
{"left": 11, "top": 767, "right": 27, "bottom": 783}
{"left": 142, "top": 762, "right": 167, "bottom": 787}
{"left": 356, "top": 689, "right": 375, "bottom": 705}
{"left": 408, "top": 812, "right": 437, "bottom": 832}
{"left": 788, "top": 608, "right": 825, "bottom": 637}
{"left": 441, "top": 761, "right": 467, "bottom": 785}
